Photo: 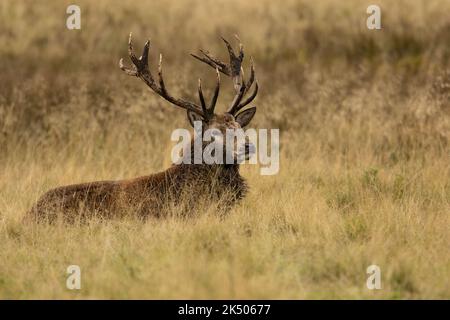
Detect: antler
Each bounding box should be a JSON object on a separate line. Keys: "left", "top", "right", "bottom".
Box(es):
{"left": 198, "top": 68, "right": 221, "bottom": 119}
{"left": 119, "top": 33, "right": 206, "bottom": 118}
{"left": 191, "top": 35, "right": 258, "bottom": 116}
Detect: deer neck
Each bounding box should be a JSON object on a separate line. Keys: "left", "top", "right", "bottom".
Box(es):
{"left": 176, "top": 162, "right": 240, "bottom": 178}
{"left": 171, "top": 139, "right": 246, "bottom": 190}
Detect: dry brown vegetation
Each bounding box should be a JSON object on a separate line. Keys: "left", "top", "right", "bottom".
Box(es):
{"left": 0, "top": 0, "right": 449, "bottom": 299}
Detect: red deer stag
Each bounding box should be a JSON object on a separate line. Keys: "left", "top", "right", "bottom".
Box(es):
{"left": 28, "top": 33, "right": 258, "bottom": 223}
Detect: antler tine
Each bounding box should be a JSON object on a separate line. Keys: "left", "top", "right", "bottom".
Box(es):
{"left": 209, "top": 68, "right": 220, "bottom": 114}
{"left": 119, "top": 33, "right": 205, "bottom": 117}
{"left": 227, "top": 74, "right": 246, "bottom": 114}
{"left": 221, "top": 36, "right": 237, "bottom": 59}
{"left": 140, "top": 40, "right": 150, "bottom": 67}
{"left": 119, "top": 58, "right": 138, "bottom": 76}
{"left": 234, "top": 81, "right": 258, "bottom": 114}
{"left": 190, "top": 51, "right": 229, "bottom": 76}
{"left": 197, "top": 79, "right": 208, "bottom": 115}
{"left": 245, "top": 57, "right": 255, "bottom": 93}
{"left": 128, "top": 33, "right": 144, "bottom": 71}
{"left": 158, "top": 54, "right": 167, "bottom": 94}
{"left": 119, "top": 33, "right": 140, "bottom": 76}
{"left": 235, "top": 34, "right": 244, "bottom": 61}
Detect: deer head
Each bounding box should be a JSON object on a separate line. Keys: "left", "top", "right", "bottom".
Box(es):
{"left": 119, "top": 33, "right": 258, "bottom": 164}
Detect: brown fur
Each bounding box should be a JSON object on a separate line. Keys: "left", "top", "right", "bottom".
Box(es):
{"left": 28, "top": 141, "right": 248, "bottom": 223}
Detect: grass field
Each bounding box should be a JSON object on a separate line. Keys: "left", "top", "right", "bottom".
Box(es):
{"left": 0, "top": 0, "right": 449, "bottom": 299}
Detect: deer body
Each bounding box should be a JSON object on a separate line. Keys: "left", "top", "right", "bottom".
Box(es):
{"left": 28, "top": 34, "right": 258, "bottom": 223}
{"left": 29, "top": 163, "right": 247, "bottom": 222}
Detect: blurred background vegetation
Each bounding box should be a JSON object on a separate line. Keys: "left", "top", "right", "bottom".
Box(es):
{"left": 1, "top": 0, "right": 449, "bottom": 161}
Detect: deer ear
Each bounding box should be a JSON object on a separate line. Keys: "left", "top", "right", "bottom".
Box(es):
{"left": 187, "top": 110, "right": 204, "bottom": 128}
{"left": 235, "top": 107, "right": 256, "bottom": 127}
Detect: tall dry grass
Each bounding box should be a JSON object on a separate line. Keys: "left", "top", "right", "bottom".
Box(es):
{"left": 0, "top": 0, "right": 449, "bottom": 298}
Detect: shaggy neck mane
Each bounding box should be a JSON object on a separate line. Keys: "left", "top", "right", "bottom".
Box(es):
{"left": 164, "top": 139, "right": 247, "bottom": 202}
